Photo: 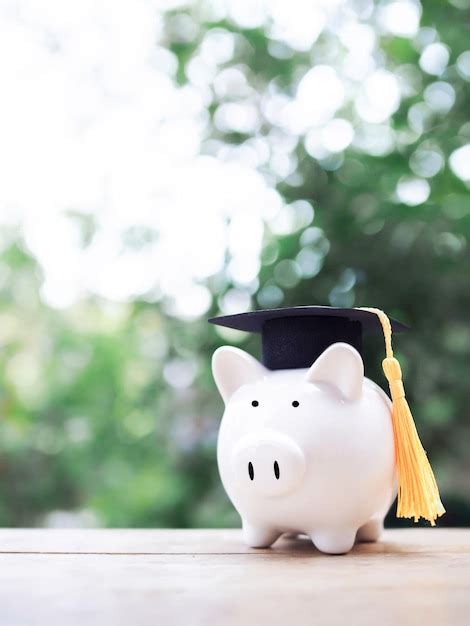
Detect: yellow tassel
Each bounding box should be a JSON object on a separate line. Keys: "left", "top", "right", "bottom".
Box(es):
{"left": 358, "top": 307, "right": 445, "bottom": 525}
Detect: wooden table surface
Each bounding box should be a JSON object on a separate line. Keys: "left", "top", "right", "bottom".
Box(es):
{"left": 0, "top": 528, "right": 468, "bottom": 626}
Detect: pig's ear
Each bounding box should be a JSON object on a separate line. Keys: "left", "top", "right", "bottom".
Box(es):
{"left": 305, "top": 342, "right": 363, "bottom": 402}
{"left": 212, "top": 346, "right": 266, "bottom": 403}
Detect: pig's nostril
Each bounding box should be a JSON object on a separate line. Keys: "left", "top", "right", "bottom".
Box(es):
{"left": 248, "top": 462, "right": 254, "bottom": 481}
{"left": 274, "top": 461, "right": 280, "bottom": 480}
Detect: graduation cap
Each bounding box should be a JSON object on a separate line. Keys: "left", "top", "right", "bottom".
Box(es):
{"left": 209, "top": 305, "right": 445, "bottom": 526}
{"left": 209, "top": 305, "right": 407, "bottom": 371}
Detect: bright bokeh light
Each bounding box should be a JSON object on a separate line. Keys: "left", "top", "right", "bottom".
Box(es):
{"left": 396, "top": 177, "right": 431, "bottom": 205}
{"left": 449, "top": 145, "right": 470, "bottom": 181}
{"left": 419, "top": 43, "right": 450, "bottom": 76}
{"left": 354, "top": 124, "right": 395, "bottom": 156}
{"left": 295, "top": 66, "right": 345, "bottom": 130}
{"left": 378, "top": 1, "right": 421, "bottom": 37}
{"left": 269, "top": 0, "right": 326, "bottom": 51}
{"left": 356, "top": 70, "right": 401, "bottom": 124}
{"left": 227, "top": 0, "right": 267, "bottom": 29}
{"left": 321, "top": 119, "right": 354, "bottom": 153}
{"left": 456, "top": 50, "right": 470, "bottom": 80}
{"left": 410, "top": 145, "right": 444, "bottom": 178}
{"left": 424, "top": 82, "right": 456, "bottom": 113}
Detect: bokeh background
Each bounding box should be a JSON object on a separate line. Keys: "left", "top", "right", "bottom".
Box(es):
{"left": 0, "top": 0, "right": 469, "bottom": 528}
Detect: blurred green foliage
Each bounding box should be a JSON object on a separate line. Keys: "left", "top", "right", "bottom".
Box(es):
{"left": 0, "top": 0, "right": 469, "bottom": 527}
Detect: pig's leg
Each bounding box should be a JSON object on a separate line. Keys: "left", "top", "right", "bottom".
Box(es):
{"left": 310, "top": 529, "right": 356, "bottom": 555}
{"left": 242, "top": 520, "right": 281, "bottom": 548}
{"left": 356, "top": 518, "right": 384, "bottom": 543}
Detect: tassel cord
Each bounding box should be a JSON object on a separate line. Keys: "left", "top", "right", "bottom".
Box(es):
{"left": 358, "top": 307, "right": 445, "bottom": 525}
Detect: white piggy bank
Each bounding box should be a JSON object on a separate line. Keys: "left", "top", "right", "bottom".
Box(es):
{"left": 212, "top": 342, "right": 396, "bottom": 554}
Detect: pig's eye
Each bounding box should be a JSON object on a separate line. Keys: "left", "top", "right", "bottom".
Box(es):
{"left": 292, "top": 400, "right": 300, "bottom": 407}
{"left": 251, "top": 400, "right": 259, "bottom": 407}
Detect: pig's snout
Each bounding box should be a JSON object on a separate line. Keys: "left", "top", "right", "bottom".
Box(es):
{"left": 232, "top": 432, "right": 306, "bottom": 497}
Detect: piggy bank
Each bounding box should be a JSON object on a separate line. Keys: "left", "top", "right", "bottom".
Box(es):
{"left": 212, "top": 342, "right": 396, "bottom": 555}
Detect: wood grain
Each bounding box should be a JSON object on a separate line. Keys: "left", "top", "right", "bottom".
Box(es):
{"left": 0, "top": 529, "right": 468, "bottom": 626}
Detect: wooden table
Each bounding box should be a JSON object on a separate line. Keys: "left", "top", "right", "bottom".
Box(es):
{"left": 0, "top": 529, "right": 468, "bottom": 625}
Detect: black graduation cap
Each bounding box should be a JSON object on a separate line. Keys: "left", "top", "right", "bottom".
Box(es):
{"left": 208, "top": 305, "right": 408, "bottom": 370}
